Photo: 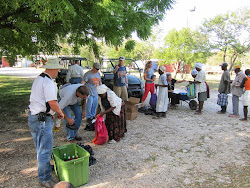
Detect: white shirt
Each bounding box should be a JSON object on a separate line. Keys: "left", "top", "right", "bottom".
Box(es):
{"left": 66, "top": 64, "right": 85, "bottom": 82}
{"left": 59, "top": 84, "right": 83, "bottom": 110}
{"left": 29, "top": 73, "right": 57, "bottom": 115}
{"left": 195, "top": 70, "right": 207, "bottom": 93}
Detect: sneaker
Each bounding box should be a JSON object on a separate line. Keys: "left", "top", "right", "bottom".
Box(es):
{"left": 229, "top": 114, "right": 239, "bottom": 118}
{"left": 75, "top": 135, "right": 82, "bottom": 141}
{"left": 40, "top": 181, "right": 54, "bottom": 188}
{"left": 67, "top": 139, "right": 77, "bottom": 143}
{"left": 86, "top": 118, "right": 93, "bottom": 124}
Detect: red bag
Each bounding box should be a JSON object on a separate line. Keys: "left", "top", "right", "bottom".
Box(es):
{"left": 92, "top": 115, "right": 108, "bottom": 145}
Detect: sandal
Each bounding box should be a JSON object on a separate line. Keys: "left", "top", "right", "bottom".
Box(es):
{"left": 239, "top": 118, "right": 248, "bottom": 122}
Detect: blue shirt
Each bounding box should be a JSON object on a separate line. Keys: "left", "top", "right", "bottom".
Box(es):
{"left": 114, "top": 65, "right": 127, "bottom": 87}
{"left": 144, "top": 68, "right": 154, "bottom": 83}
{"left": 83, "top": 71, "right": 101, "bottom": 96}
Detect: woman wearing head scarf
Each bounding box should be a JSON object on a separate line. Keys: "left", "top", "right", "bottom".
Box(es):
{"left": 96, "top": 84, "right": 127, "bottom": 142}
{"left": 154, "top": 66, "right": 169, "bottom": 118}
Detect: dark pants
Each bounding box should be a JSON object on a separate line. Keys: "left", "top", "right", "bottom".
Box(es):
{"left": 168, "top": 92, "right": 180, "bottom": 106}
{"left": 221, "top": 106, "right": 227, "bottom": 112}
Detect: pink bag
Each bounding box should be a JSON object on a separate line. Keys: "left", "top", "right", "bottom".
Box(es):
{"left": 92, "top": 115, "right": 108, "bottom": 145}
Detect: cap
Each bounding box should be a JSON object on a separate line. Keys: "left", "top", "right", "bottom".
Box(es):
{"left": 233, "top": 65, "right": 241, "bottom": 69}
{"left": 219, "top": 62, "right": 228, "bottom": 67}
{"left": 191, "top": 69, "right": 198, "bottom": 75}
{"left": 119, "top": 56, "right": 125, "bottom": 61}
{"left": 93, "top": 63, "right": 101, "bottom": 70}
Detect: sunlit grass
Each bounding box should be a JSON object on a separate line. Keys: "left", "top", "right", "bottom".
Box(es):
{"left": 0, "top": 76, "right": 33, "bottom": 124}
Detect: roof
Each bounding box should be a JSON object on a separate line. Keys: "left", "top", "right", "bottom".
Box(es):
{"left": 59, "top": 57, "right": 87, "bottom": 61}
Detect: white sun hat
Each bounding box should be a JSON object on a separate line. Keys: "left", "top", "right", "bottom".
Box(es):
{"left": 42, "top": 57, "right": 64, "bottom": 69}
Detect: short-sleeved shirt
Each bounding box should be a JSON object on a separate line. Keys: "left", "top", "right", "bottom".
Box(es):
{"left": 195, "top": 70, "right": 207, "bottom": 93}
{"left": 29, "top": 73, "right": 57, "bottom": 115}
{"left": 114, "top": 65, "right": 127, "bottom": 86}
{"left": 144, "top": 68, "right": 154, "bottom": 83}
{"left": 218, "top": 70, "right": 231, "bottom": 94}
{"left": 168, "top": 79, "right": 177, "bottom": 90}
{"left": 83, "top": 70, "right": 101, "bottom": 96}
{"left": 59, "top": 84, "right": 83, "bottom": 110}
{"left": 66, "top": 64, "right": 85, "bottom": 83}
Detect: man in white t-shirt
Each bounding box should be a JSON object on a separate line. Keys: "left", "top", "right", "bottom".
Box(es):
{"left": 58, "top": 84, "right": 89, "bottom": 142}
{"left": 190, "top": 62, "right": 207, "bottom": 114}
{"left": 28, "top": 57, "right": 64, "bottom": 188}
{"left": 66, "top": 60, "right": 85, "bottom": 84}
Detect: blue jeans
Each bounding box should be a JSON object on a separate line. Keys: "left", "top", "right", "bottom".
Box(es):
{"left": 232, "top": 94, "right": 239, "bottom": 115}
{"left": 85, "top": 95, "right": 98, "bottom": 120}
{"left": 63, "top": 102, "right": 82, "bottom": 141}
{"left": 70, "top": 78, "right": 82, "bottom": 84}
{"left": 28, "top": 113, "right": 53, "bottom": 183}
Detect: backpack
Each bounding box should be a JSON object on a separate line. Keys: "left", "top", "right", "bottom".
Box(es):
{"left": 92, "top": 115, "right": 108, "bottom": 145}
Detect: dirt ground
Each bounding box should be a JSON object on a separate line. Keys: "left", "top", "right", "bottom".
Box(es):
{"left": 0, "top": 90, "right": 249, "bottom": 188}
{"left": 0, "top": 68, "right": 249, "bottom": 187}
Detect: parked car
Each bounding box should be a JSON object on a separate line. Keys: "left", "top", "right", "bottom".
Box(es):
{"left": 55, "top": 57, "right": 89, "bottom": 88}
{"left": 100, "top": 58, "right": 144, "bottom": 99}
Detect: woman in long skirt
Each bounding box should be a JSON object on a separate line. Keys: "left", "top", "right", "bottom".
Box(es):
{"left": 96, "top": 84, "right": 127, "bottom": 142}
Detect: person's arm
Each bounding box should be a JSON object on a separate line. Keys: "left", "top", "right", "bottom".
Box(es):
{"left": 240, "top": 77, "right": 247, "bottom": 88}
{"left": 113, "top": 65, "right": 119, "bottom": 74}
{"left": 144, "top": 73, "right": 153, "bottom": 82}
{"left": 99, "top": 106, "right": 116, "bottom": 116}
{"left": 176, "top": 80, "right": 186, "bottom": 83}
{"left": 61, "top": 109, "right": 74, "bottom": 125}
{"left": 81, "top": 72, "right": 88, "bottom": 85}
{"left": 81, "top": 98, "right": 86, "bottom": 119}
{"left": 222, "top": 72, "right": 230, "bottom": 93}
{"left": 48, "top": 100, "right": 64, "bottom": 119}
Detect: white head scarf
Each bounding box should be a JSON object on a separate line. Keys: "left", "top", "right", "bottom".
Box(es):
{"left": 97, "top": 84, "right": 110, "bottom": 94}
{"left": 195, "top": 62, "right": 202, "bottom": 69}
{"left": 159, "top": 66, "right": 166, "bottom": 72}
{"left": 97, "top": 84, "right": 122, "bottom": 116}
{"left": 191, "top": 69, "right": 198, "bottom": 75}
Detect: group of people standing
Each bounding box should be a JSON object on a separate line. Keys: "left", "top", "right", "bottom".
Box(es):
{"left": 28, "top": 57, "right": 128, "bottom": 187}
{"left": 28, "top": 56, "right": 249, "bottom": 187}
{"left": 217, "top": 62, "right": 250, "bottom": 121}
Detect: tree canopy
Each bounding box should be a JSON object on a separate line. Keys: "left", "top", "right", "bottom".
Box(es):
{"left": 0, "top": 0, "right": 175, "bottom": 65}
{"left": 200, "top": 8, "right": 250, "bottom": 70}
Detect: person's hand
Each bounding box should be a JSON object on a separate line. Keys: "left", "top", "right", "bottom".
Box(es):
{"left": 126, "top": 83, "right": 128, "bottom": 88}
{"left": 169, "top": 90, "right": 173, "bottom": 93}
{"left": 67, "top": 118, "right": 75, "bottom": 125}
{"left": 99, "top": 112, "right": 105, "bottom": 116}
{"left": 152, "top": 77, "right": 156, "bottom": 81}
{"left": 115, "top": 66, "right": 119, "bottom": 71}
{"left": 57, "top": 111, "right": 64, "bottom": 120}
{"left": 182, "top": 79, "right": 186, "bottom": 82}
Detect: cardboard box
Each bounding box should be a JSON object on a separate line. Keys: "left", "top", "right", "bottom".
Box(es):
{"left": 126, "top": 111, "right": 138, "bottom": 120}
{"left": 125, "top": 97, "right": 140, "bottom": 120}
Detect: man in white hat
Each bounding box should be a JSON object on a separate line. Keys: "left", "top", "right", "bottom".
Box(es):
{"left": 113, "top": 56, "right": 128, "bottom": 101}
{"left": 82, "top": 63, "right": 102, "bottom": 126}
{"left": 189, "top": 62, "right": 207, "bottom": 114}
{"left": 28, "top": 57, "right": 64, "bottom": 188}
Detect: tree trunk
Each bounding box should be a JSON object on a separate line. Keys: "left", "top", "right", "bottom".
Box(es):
{"left": 223, "top": 46, "right": 227, "bottom": 62}
{"left": 173, "top": 61, "right": 180, "bottom": 79}
{"left": 229, "top": 53, "right": 238, "bottom": 71}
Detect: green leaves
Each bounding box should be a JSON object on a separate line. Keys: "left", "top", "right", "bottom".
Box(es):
{"left": 0, "top": 0, "right": 175, "bottom": 65}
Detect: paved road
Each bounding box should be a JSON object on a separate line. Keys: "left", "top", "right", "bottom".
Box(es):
{"left": 0, "top": 67, "right": 44, "bottom": 78}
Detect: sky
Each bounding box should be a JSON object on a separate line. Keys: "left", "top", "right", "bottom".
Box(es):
{"left": 141, "top": 0, "right": 250, "bottom": 46}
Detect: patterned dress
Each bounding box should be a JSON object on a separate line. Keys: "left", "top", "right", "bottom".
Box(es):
{"left": 101, "top": 98, "right": 127, "bottom": 142}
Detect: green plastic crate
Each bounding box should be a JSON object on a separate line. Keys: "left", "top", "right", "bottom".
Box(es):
{"left": 52, "top": 144, "right": 90, "bottom": 187}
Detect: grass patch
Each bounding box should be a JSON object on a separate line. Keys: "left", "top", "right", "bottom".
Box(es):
{"left": 0, "top": 76, "right": 33, "bottom": 125}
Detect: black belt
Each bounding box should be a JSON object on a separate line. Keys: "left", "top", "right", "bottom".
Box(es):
{"left": 71, "top": 77, "right": 81, "bottom": 79}
{"left": 35, "top": 112, "right": 52, "bottom": 116}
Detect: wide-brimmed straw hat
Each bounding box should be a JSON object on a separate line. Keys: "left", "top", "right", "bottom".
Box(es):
{"left": 42, "top": 57, "right": 63, "bottom": 69}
